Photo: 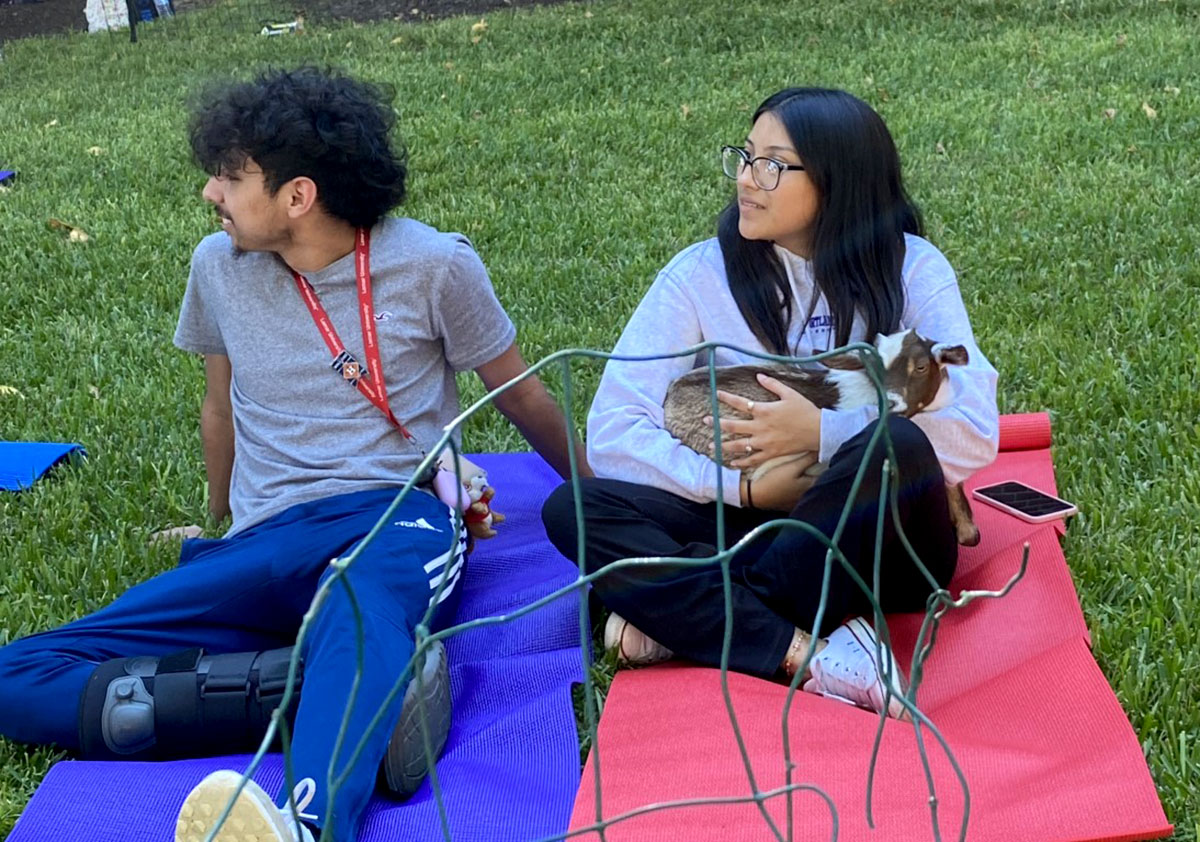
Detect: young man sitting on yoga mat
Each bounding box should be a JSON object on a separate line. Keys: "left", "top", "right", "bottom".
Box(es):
{"left": 0, "top": 67, "right": 587, "bottom": 842}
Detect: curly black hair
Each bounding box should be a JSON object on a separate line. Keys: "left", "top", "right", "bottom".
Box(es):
{"left": 188, "top": 67, "right": 407, "bottom": 229}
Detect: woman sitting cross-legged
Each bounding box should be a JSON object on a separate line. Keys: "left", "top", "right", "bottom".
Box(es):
{"left": 541, "top": 87, "right": 999, "bottom": 718}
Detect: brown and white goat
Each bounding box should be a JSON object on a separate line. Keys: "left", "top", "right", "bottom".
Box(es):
{"left": 663, "top": 329, "right": 980, "bottom": 546}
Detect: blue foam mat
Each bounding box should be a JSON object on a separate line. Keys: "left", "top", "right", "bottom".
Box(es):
{"left": 0, "top": 442, "right": 85, "bottom": 491}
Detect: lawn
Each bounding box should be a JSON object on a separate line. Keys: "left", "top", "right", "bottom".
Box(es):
{"left": 1, "top": 0, "right": 1198, "bottom": 838}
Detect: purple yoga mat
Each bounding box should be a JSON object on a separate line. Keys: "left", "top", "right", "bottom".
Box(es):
{"left": 7, "top": 453, "right": 584, "bottom": 842}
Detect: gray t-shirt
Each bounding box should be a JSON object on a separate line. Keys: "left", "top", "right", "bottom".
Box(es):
{"left": 174, "top": 216, "right": 516, "bottom": 535}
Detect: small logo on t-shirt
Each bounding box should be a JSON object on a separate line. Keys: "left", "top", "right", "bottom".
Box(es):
{"left": 374, "top": 311, "right": 394, "bottom": 322}
{"left": 805, "top": 314, "right": 834, "bottom": 351}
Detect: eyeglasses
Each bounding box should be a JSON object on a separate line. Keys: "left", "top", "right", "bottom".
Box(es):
{"left": 721, "top": 145, "right": 805, "bottom": 191}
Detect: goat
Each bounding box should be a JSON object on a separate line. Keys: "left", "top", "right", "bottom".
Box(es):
{"left": 663, "top": 329, "right": 981, "bottom": 546}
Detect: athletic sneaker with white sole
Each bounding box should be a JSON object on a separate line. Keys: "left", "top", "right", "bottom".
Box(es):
{"left": 175, "top": 770, "right": 317, "bottom": 842}
{"left": 380, "top": 638, "right": 453, "bottom": 797}
{"left": 803, "top": 617, "right": 909, "bottom": 719}
{"left": 603, "top": 613, "right": 673, "bottom": 666}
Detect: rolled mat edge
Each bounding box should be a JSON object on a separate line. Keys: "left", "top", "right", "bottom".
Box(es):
{"left": 998, "top": 412, "right": 1052, "bottom": 452}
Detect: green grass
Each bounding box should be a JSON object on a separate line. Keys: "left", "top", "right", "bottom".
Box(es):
{"left": 1, "top": 0, "right": 1198, "bottom": 837}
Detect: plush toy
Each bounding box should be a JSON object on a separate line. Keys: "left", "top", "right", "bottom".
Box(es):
{"left": 432, "top": 452, "right": 504, "bottom": 542}
{"left": 463, "top": 473, "right": 505, "bottom": 539}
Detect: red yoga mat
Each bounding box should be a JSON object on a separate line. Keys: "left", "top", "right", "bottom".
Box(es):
{"left": 570, "top": 413, "right": 1171, "bottom": 842}
{"left": 997, "top": 412, "right": 1053, "bottom": 451}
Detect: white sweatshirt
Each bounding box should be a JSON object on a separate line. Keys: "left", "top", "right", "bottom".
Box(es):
{"left": 587, "top": 234, "right": 1000, "bottom": 506}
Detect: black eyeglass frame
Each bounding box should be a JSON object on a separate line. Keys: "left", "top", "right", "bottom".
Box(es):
{"left": 720, "top": 145, "right": 806, "bottom": 191}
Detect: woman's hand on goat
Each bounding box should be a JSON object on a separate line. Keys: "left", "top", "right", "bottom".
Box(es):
{"left": 705, "top": 373, "right": 822, "bottom": 469}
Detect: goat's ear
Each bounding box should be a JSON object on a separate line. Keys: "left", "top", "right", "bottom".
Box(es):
{"left": 932, "top": 343, "right": 969, "bottom": 366}
{"left": 822, "top": 352, "right": 866, "bottom": 371}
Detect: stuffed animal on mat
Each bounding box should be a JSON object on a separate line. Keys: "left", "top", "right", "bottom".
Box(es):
{"left": 433, "top": 452, "right": 505, "bottom": 541}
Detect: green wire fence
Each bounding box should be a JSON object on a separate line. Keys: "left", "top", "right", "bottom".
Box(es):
{"left": 204, "top": 340, "right": 1028, "bottom": 842}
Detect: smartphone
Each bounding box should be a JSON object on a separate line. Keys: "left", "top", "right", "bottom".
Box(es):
{"left": 972, "top": 480, "right": 1077, "bottom": 523}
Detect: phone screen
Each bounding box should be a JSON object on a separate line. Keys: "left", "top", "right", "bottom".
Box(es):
{"left": 975, "top": 482, "right": 1073, "bottom": 516}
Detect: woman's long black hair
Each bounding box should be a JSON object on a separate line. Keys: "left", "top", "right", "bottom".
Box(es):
{"left": 718, "top": 88, "right": 924, "bottom": 354}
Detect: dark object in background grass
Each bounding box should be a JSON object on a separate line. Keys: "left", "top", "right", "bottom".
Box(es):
{"left": 0, "top": 0, "right": 85, "bottom": 42}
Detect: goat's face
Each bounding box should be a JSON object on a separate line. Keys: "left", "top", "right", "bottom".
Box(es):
{"left": 876, "top": 330, "right": 969, "bottom": 416}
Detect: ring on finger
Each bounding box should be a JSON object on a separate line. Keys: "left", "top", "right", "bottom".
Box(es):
{"left": 746, "top": 400, "right": 755, "bottom": 413}
{"left": 744, "top": 442, "right": 753, "bottom": 454}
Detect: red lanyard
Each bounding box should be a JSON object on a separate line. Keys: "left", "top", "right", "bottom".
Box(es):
{"left": 291, "top": 228, "right": 415, "bottom": 442}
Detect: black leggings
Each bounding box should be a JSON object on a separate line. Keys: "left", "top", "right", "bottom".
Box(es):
{"left": 541, "top": 416, "right": 958, "bottom": 678}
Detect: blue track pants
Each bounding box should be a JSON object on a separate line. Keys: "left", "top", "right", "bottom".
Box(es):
{"left": 0, "top": 486, "right": 466, "bottom": 841}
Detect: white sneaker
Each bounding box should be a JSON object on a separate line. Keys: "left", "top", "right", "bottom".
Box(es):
{"left": 175, "top": 770, "right": 317, "bottom": 842}
{"left": 603, "top": 613, "right": 673, "bottom": 665}
{"left": 803, "top": 617, "right": 909, "bottom": 719}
